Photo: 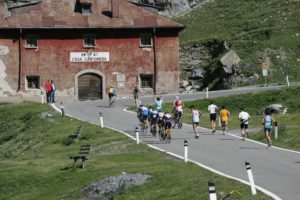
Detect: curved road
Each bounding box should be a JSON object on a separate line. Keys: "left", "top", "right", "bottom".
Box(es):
{"left": 59, "top": 86, "right": 300, "bottom": 200}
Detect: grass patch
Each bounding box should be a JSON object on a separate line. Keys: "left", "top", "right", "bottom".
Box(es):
{"left": 0, "top": 102, "right": 271, "bottom": 199}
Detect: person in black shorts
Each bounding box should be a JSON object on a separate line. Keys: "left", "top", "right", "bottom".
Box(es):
{"left": 208, "top": 101, "right": 218, "bottom": 133}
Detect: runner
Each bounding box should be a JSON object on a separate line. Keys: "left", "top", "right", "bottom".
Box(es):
{"left": 133, "top": 86, "right": 140, "bottom": 107}
{"left": 190, "top": 105, "right": 201, "bottom": 139}
{"left": 153, "top": 94, "right": 163, "bottom": 111}
{"left": 220, "top": 105, "right": 230, "bottom": 135}
{"left": 238, "top": 108, "right": 250, "bottom": 140}
{"left": 208, "top": 101, "right": 218, "bottom": 133}
{"left": 262, "top": 110, "right": 276, "bottom": 147}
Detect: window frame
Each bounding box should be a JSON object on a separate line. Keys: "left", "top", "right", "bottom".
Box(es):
{"left": 81, "top": 4, "right": 92, "bottom": 15}
{"left": 140, "top": 74, "right": 153, "bottom": 89}
{"left": 139, "top": 33, "right": 153, "bottom": 47}
{"left": 25, "top": 35, "right": 38, "bottom": 49}
{"left": 83, "top": 34, "right": 96, "bottom": 48}
{"left": 25, "top": 75, "right": 40, "bottom": 90}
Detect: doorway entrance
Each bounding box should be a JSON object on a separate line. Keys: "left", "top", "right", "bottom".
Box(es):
{"left": 78, "top": 73, "right": 103, "bottom": 100}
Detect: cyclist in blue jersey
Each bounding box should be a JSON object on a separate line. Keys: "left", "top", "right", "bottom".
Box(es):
{"left": 262, "top": 110, "right": 276, "bottom": 147}
{"left": 153, "top": 94, "right": 163, "bottom": 111}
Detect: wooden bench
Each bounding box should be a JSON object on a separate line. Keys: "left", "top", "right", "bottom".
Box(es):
{"left": 69, "top": 144, "right": 91, "bottom": 168}
{"left": 68, "top": 126, "right": 82, "bottom": 143}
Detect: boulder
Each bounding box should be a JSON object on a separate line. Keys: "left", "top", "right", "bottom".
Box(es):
{"left": 220, "top": 50, "right": 241, "bottom": 74}
{"left": 81, "top": 173, "right": 151, "bottom": 200}
{"left": 263, "top": 104, "right": 287, "bottom": 115}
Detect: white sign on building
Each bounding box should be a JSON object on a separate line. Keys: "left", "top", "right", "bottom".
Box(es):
{"left": 70, "top": 52, "right": 109, "bottom": 62}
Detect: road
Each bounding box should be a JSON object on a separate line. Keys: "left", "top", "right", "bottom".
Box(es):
{"left": 57, "top": 86, "right": 300, "bottom": 200}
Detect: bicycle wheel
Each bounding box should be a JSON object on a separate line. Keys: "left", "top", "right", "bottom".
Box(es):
{"left": 159, "top": 127, "right": 164, "bottom": 142}
{"left": 165, "top": 129, "right": 171, "bottom": 144}
{"left": 178, "top": 119, "right": 183, "bottom": 129}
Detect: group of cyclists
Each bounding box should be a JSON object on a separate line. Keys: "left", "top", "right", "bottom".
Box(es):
{"left": 137, "top": 95, "right": 184, "bottom": 143}
{"left": 110, "top": 85, "right": 276, "bottom": 148}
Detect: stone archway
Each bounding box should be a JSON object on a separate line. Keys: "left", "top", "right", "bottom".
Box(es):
{"left": 75, "top": 69, "right": 106, "bottom": 100}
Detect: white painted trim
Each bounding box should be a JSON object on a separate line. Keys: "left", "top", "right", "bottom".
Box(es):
{"left": 51, "top": 104, "right": 281, "bottom": 200}
{"left": 74, "top": 69, "right": 106, "bottom": 100}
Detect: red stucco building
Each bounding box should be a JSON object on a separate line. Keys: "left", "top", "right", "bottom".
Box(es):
{"left": 0, "top": 0, "right": 183, "bottom": 102}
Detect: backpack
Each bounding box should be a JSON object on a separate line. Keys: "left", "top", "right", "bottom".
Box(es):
{"left": 264, "top": 115, "right": 272, "bottom": 128}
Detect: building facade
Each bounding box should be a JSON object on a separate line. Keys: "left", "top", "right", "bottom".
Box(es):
{"left": 0, "top": 0, "right": 183, "bottom": 102}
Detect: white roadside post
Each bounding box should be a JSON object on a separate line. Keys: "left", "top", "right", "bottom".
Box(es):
{"left": 206, "top": 87, "right": 209, "bottom": 99}
{"left": 245, "top": 162, "right": 257, "bottom": 195}
{"left": 286, "top": 72, "right": 290, "bottom": 87}
{"left": 184, "top": 140, "right": 188, "bottom": 163}
{"left": 274, "top": 122, "right": 278, "bottom": 139}
{"left": 135, "top": 127, "right": 140, "bottom": 145}
{"left": 40, "top": 91, "right": 44, "bottom": 104}
{"left": 208, "top": 181, "right": 217, "bottom": 200}
{"left": 99, "top": 112, "right": 104, "bottom": 128}
{"left": 60, "top": 102, "right": 65, "bottom": 117}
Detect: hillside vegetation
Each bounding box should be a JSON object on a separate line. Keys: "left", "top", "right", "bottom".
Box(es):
{"left": 0, "top": 103, "right": 270, "bottom": 199}
{"left": 177, "top": 0, "right": 300, "bottom": 85}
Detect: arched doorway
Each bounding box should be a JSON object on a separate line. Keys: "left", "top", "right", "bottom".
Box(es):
{"left": 78, "top": 73, "right": 103, "bottom": 100}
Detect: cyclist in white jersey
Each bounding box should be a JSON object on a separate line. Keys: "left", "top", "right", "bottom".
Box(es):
{"left": 208, "top": 101, "right": 218, "bottom": 133}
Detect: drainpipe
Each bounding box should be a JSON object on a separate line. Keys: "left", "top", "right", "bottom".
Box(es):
{"left": 17, "top": 28, "right": 22, "bottom": 92}
{"left": 152, "top": 28, "right": 157, "bottom": 94}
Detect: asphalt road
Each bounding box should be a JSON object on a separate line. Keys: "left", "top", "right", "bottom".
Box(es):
{"left": 59, "top": 86, "right": 300, "bottom": 200}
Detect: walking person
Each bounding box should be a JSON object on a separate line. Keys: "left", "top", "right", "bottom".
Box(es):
{"left": 220, "top": 105, "right": 230, "bottom": 135}
{"left": 133, "top": 86, "right": 140, "bottom": 107}
{"left": 44, "top": 80, "right": 52, "bottom": 103}
{"left": 50, "top": 80, "right": 56, "bottom": 103}
{"left": 208, "top": 101, "right": 218, "bottom": 133}
{"left": 190, "top": 105, "right": 201, "bottom": 139}
{"left": 262, "top": 110, "right": 276, "bottom": 147}
{"left": 238, "top": 108, "right": 250, "bottom": 140}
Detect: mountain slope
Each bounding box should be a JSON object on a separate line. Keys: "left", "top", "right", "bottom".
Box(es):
{"left": 176, "top": 0, "right": 300, "bottom": 85}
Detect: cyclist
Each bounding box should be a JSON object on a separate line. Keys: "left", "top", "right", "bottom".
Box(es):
{"left": 150, "top": 108, "right": 158, "bottom": 135}
{"left": 157, "top": 110, "right": 165, "bottom": 133}
{"left": 238, "top": 107, "right": 250, "bottom": 140}
{"left": 163, "top": 112, "right": 172, "bottom": 139}
{"left": 262, "top": 110, "right": 275, "bottom": 147}
{"left": 173, "top": 96, "right": 184, "bottom": 123}
{"left": 148, "top": 106, "right": 153, "bottom": 124}
{"left": 220, "top": 105, "right": 230, "bottom": 135}
{"left": 108, "top": 86, "right": 116, "bottom": 106}
{"left": 154, "top": 94, "right": 163, "bottom": 111}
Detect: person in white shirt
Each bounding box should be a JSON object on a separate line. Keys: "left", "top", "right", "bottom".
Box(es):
{"left": 190, "top": 106, "right": 201, "bottom": 139}
{"left": 208, "top": 101, "right": 218, "bottom": 133}
{"left": 238, "top": 107, "right": 250, "bottom": 140}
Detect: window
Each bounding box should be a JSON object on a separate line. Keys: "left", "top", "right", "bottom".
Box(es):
{"left": 140, "top": 74, "right": 153, "bottom": 88}
{"left": 82, "top": 4, "right": 92, "bottom": 15}
{"left": 26, "top": 75, "right": 40, "bottom": 89}
{"left": 25, "top": 35, "right": 38, "bottom": 48}
{"left": 83, "top": 34, "right": 96, "bottom": 47}
{"left": 140, "top": 34, "right": 152, "bottom": 47}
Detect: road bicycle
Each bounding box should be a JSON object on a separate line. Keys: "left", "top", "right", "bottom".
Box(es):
{"left": 140, "top": 119, "right": 148, "bottom": 135}
{"left": 172, "top": 112, "right": 183, "bottom": 129}
{"left": 150, "top": 123, "right": 157, "bottom": 137}
{"left": 158, "top": 120, "right": 165, "bottom": 142}
{"left": 109, "top": 96, "right": 116, "bottom": 107}
{"left": 164, "top": 127, "right": 171, "bottom": 144}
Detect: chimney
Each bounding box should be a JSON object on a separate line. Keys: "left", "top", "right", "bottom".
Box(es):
{"left": 111, "top": 0, "right": 119, "bottom": 18}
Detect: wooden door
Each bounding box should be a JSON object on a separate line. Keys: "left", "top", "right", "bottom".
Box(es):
{"left": 78, "top": 73, "right": 102, "bottom": 100}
